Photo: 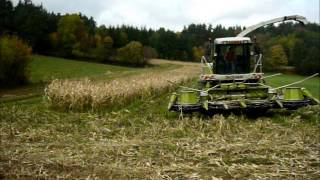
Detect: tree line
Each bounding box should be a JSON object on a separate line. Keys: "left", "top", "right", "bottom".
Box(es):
{"left": 1, "top": 0, "right": 319, "bottom": 74}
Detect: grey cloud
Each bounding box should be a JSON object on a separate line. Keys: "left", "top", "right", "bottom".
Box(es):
{"left": 13, "top": 0, "right": 109, "bottom": 17}
{"left": 11, "top": 0, "right": 320, "bottom": 31}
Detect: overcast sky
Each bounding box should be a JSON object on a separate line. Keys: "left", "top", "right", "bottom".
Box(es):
{"left": 13, "top": 0, "right": 320, "bottom": 31}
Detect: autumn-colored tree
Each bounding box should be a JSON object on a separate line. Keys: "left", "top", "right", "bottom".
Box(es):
{"left": 117, "top": 41, "right": 145, "bottom": 66}
{"left": 94, "top": 35, "right": 113, "bottom": 62}
{"left": 49, "top": 32, "right": 59, "bottom": 50}
{"left": 143, "top": 46, "right": 158, "bottom": 60}
{"left": 277, "top": 35, "right": 297, "bottom": 65}
{"left": 0, "top": 36, "right": 32, "bottom": 86}
{"left": 57, "top": 14, "right": 87, "bottom": 56}
{"left": 192, "top": 46, "right": 205, "bottom": 61}
{"left": 265, "top": 45, "right": 288, "bottom": 70}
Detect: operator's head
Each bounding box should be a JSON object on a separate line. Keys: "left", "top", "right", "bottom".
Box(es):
{"left": 253, "top": 35, "right": 257, "bottom": 42}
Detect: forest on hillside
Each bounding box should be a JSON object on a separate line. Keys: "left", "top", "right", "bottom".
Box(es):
{"left": 1, "top": 0, "right": 319, "bottom": 74}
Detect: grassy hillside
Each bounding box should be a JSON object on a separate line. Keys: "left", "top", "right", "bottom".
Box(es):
{"left": 0, "top": 56, "right": 319, "bottom": 179}
{"left": 30, "top": 55, "right": 136, "bottom": 83}
{"left": 0, "top": 56, "right": 181, "bottom": 102}
{"left": 30, "top": 56, "right": 182, "bottom": 82}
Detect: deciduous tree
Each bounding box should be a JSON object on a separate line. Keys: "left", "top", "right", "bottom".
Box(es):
{"left": 117, "top": 41, "right": 145, "bottom": 66}
{"left": 265, "top": 45, "right": 288, "bottom": 70}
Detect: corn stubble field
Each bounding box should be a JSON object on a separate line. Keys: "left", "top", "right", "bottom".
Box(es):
{"left": 1, "top": 58, "right": 320, "bottom": 179}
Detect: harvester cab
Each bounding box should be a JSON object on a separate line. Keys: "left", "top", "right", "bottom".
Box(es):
{"left": 201, "top": 37, "right": 260, "bottom": 84}
{"left": 168, "top": 15, "right": 319, "bottom": 114}
{"left": 215, "top": 37, "right": 252, "bottom": 74}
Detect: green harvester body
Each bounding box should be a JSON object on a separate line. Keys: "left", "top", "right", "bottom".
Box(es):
{"left": 168, "top": 32, "right": 319, "bottom": 113}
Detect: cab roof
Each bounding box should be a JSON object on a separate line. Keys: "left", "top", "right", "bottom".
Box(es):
{"left": 214, "top": 37, "right": 252, "bottom": 45}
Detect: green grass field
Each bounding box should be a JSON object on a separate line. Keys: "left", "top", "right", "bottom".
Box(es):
{"left": 266, "top": 73, "right": 320, "bottom": 99}
{"left": 30, "top": 55, "right": 135, "bottom": 82}
{"left": 1, "top": 56, "right": 319, "bottom": 179}
{"left": 30, "top": 55, "right": 181, "bottom": 82}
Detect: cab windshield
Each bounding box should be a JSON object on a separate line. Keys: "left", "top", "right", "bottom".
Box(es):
{"left": 215, "top": 43, "right": 251, "bottom": 74}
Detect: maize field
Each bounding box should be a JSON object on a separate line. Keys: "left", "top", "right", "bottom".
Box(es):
{"left": 45, "top": 60, "right": 200, "bottom": 111}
